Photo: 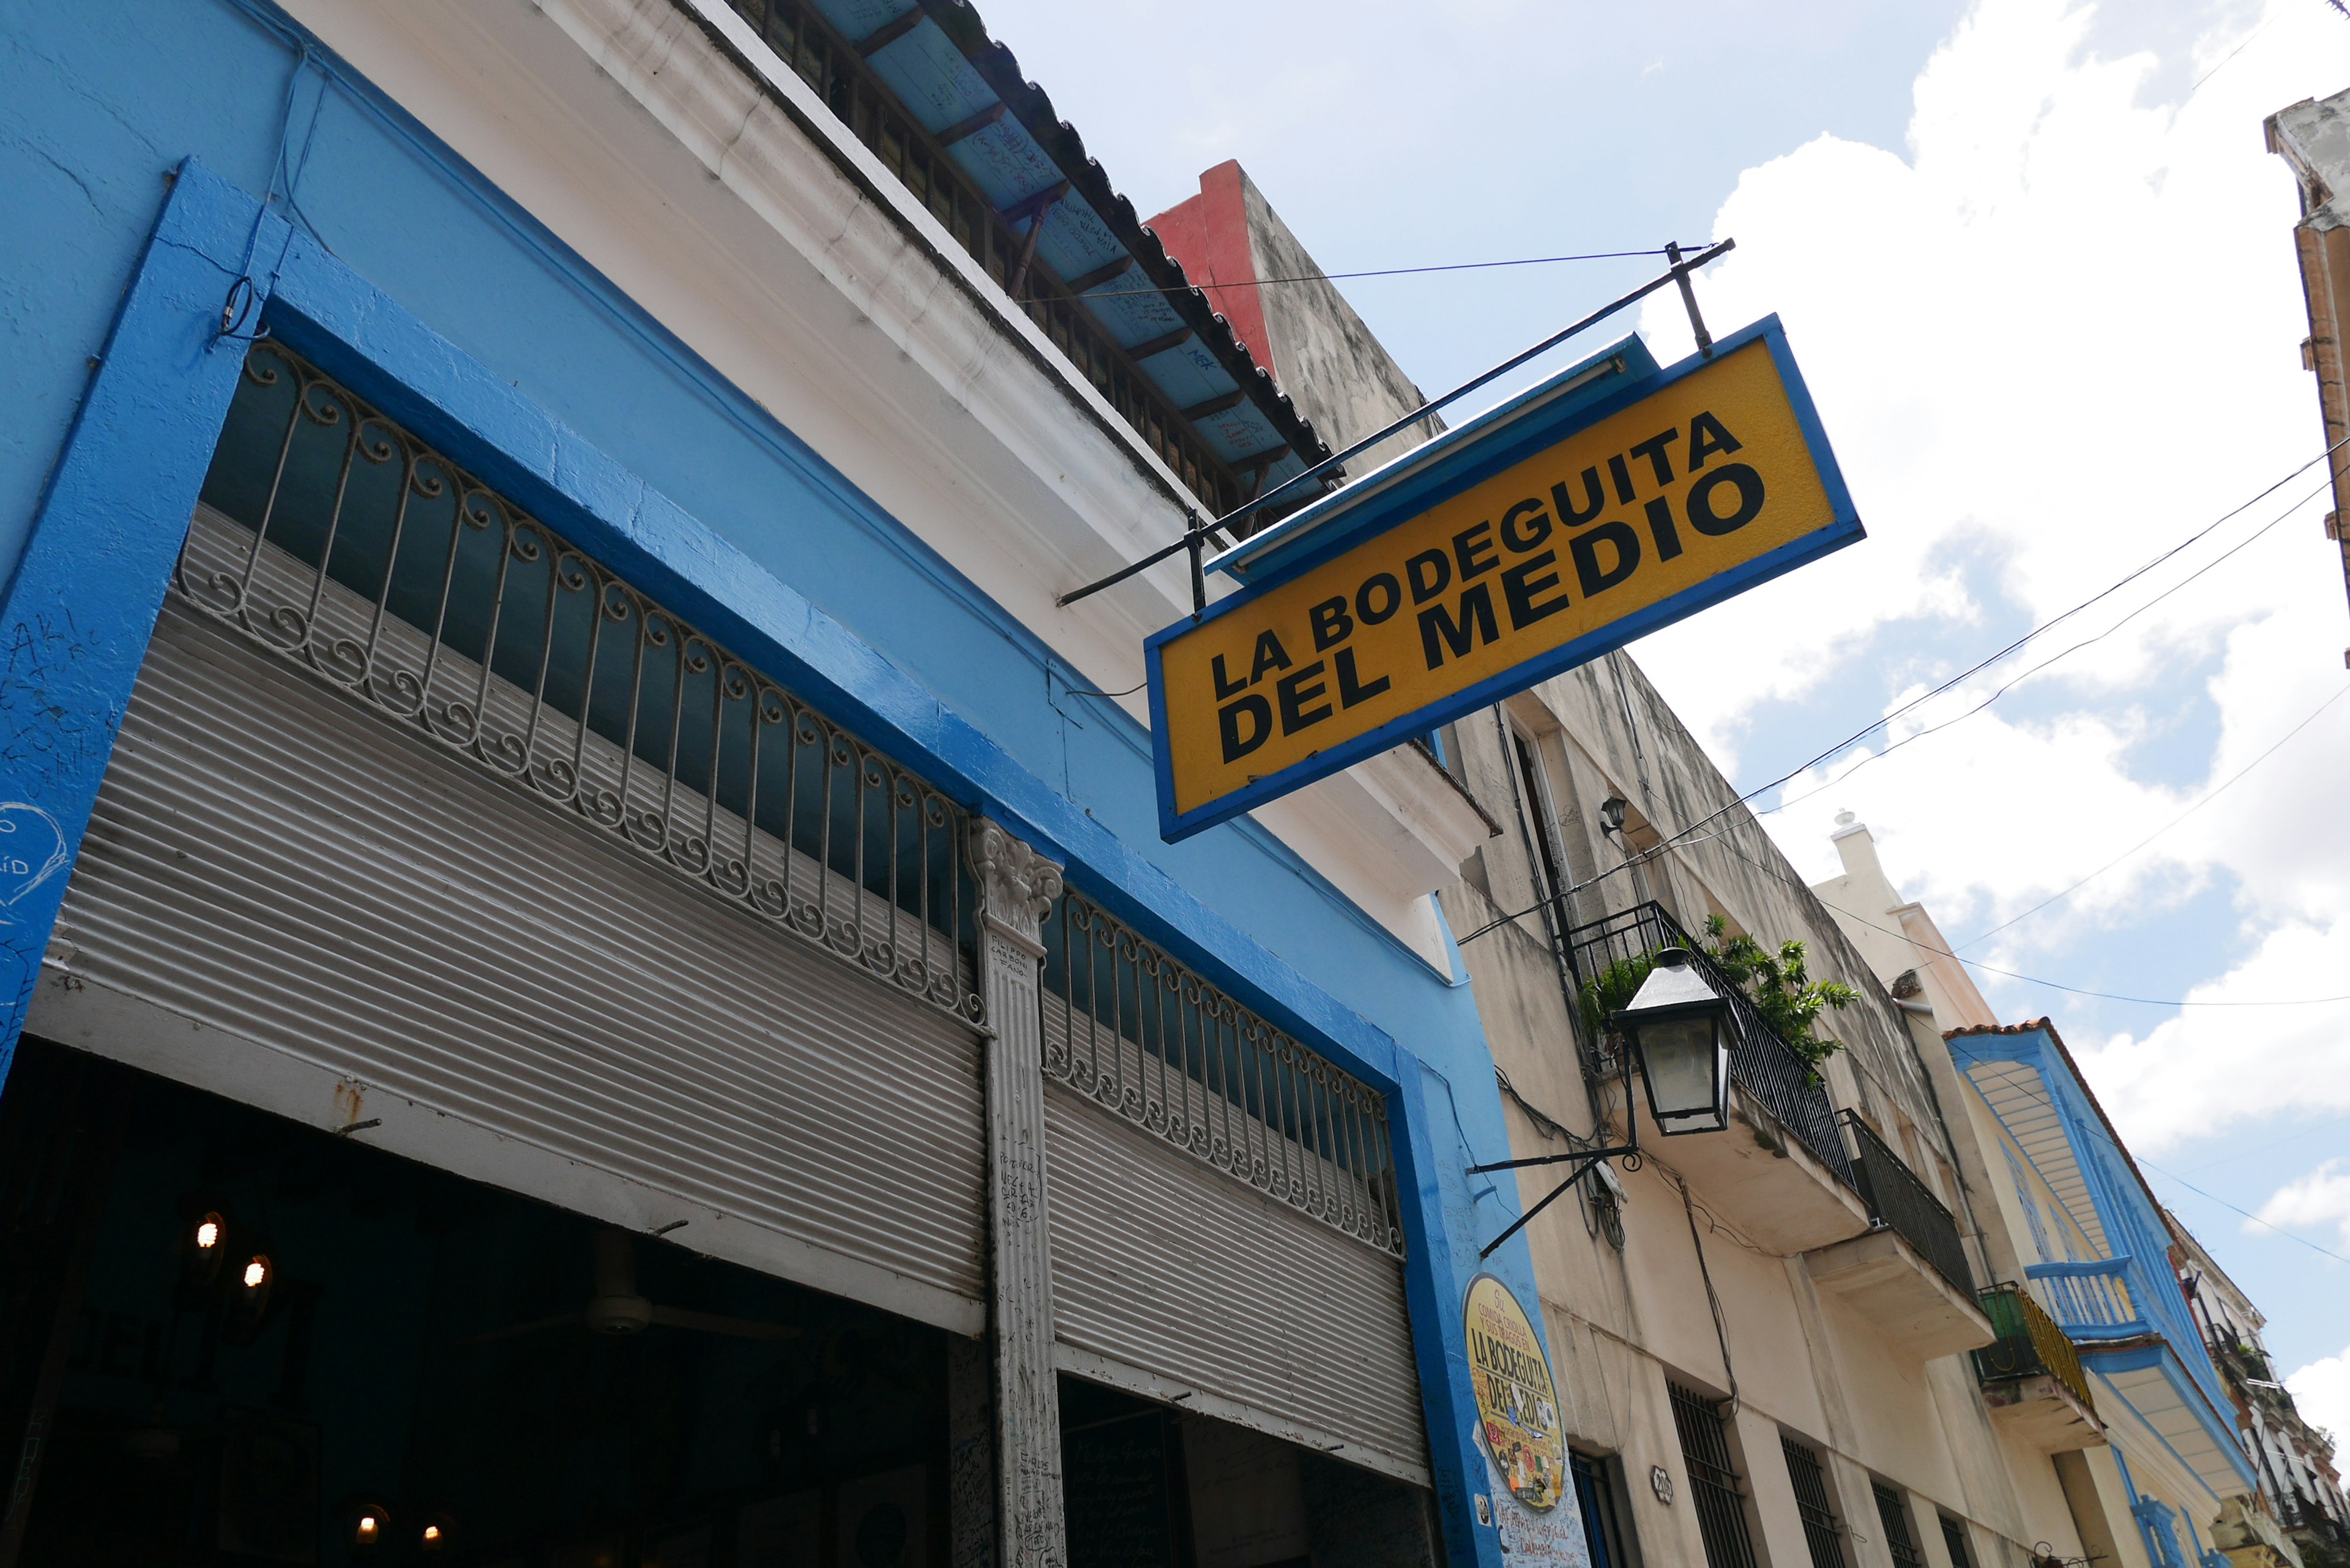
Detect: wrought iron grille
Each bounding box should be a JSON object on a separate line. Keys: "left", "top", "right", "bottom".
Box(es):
{"left": 1839, "top": 1111, "right": 1975, "bottom": 1295}
{"left": 1565, "top": 901, "right": 1855, "bottom": 1186}
{"left": 1973, "top": 1284, "right": 2097, "bottom": 1415}
{"left": 1781, "top": 1436, "right": 1848, "bottom": 1568}
{"left": 1669, "top": 1381, "right": 1759, "bottom": 1568}
{"left": 1940, "top": 1514, "right": 1976, "bottom": 1568}
{"left": 1039, "top": 891, "right": 1403, "bottom": 1256}
{"left": 1873, "top": 1482, "right": 1924, "bottom": 1568}
{"left": 186, "top": 342, "right": 980, "bottom": 1022}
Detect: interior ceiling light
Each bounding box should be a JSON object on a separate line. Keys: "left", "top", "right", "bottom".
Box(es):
{"left": 354, "top": 1507, "right": 386, "bottom": 1546}
{"left": 242, "top": 1256, "right": 270, "bottom": 1290}
{"left": 195, "top": 1212, "right": 222, "bottom": 1250}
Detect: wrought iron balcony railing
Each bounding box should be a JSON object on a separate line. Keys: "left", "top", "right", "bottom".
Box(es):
{"left": 2025, "top": 1259, "right": 2144, "bottom": 1340}
{"left": 190, "top": 342, "right": 983, "bottom": 1022}
{"left": 1838, "top": 1111, "right": 1975, "bottom": 1295}
{"left": 1974, "top": 1283, "right": 2097, "bottom": 1414}
{"left": 1563, "top": 901, "right": 1854, "bottom": 1186}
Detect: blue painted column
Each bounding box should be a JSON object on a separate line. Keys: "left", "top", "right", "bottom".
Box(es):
{"left": 0, "top": 163, "right": 282, "bottom": 1086}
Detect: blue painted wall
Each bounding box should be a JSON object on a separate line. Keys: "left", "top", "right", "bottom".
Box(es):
{"left": 0, "top": 3, "right": 1561, "bottom": 1564}
{"left": 1949, "top": 1027, "right": 2253, "bottom": 1496}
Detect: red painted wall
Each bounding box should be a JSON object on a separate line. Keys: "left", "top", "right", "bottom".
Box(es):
{"left": 1146, "top": 160, "right": 1278, "bottom": 386}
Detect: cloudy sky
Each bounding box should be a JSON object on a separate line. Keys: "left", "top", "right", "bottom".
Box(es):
{"left": 983, "top": 0, "right": 2350, "bottom": 1422}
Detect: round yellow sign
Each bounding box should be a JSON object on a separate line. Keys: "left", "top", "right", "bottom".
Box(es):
{"left": 1464, "top": 1274, "right": 1565, "bottom": 1511}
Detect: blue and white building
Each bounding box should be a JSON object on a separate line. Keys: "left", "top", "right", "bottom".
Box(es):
{"left": 1947, "top": 1021, "right": 2267, "bottom": 1568}
{"left": 0, "top": 2, "right": 1551, "bottom": 1564}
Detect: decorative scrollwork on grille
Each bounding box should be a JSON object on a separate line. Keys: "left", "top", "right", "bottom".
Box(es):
{"left": 1040, "top": 891, "right": 1404, "bottom": 1256}
{"left": 183, "top": 341, "right": 980, "bottom": 1023}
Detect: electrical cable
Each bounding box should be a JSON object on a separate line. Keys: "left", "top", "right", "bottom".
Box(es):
{"left": 1455, "top": 439, "right": 2349, "bottom": 948}
{"left": 1021, "top": 245, "right": 1688, "bottom": 305}
{"left": 1674, "top": 1170, "right": 1741, "bottom": 1416}
{"left": 1954, "top": 681, "right": 2350, "bottom": 949}
{"left": 1713, "top": 827, "right": 2350, "bottom": 1007}
{"left": 1656, "top": 435, "right": 2350, "bottom": 849}
{"left": 1754, "top": 474, "right": 2332, "bottom": 818}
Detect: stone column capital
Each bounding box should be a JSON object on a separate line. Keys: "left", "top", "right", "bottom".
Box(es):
{"left": 971, "top": 819, "right": 1064, "bottom": 958}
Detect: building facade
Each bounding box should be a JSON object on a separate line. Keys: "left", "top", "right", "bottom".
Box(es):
{"left": 1140, "top": 154, "right": 2150, "bottom": 1568}
{"left": 2266, "top": 84, "right": 2350, "bottom": 662}
{"left": 2169, "top": 1213, "right": 2350, "bottom": 1568}
{"left": 1819, "top": 823, "right": 2281, "bottom": 1568}
{"left": 0, "top": 2, "right": 1583, "bottom": 1566}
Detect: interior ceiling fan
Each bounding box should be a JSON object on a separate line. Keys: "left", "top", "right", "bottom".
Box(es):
{"left": 458, "top": 1228, "right": 801, "bottom": 1344}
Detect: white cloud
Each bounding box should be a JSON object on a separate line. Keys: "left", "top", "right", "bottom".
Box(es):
{"left": 2255, "top": 1159, "right": 2350, "bottom": 1249}
{"left": 1603, "top": 0, "right": 2350, "bottom": 1158}
{"left": 1633, "top": 0, "right": 2348, "bottom": 764}
{"left": 2288, "top": 1342, "right": 2350, "bottom": 1443}
{"left": 2065, "top": 924, "right": 2350, "bottom": 1152}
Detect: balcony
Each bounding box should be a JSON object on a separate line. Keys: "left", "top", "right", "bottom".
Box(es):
{"left": 2024, "top": 1259, "right": 2145, "bottom": 1340}
{"left": 1803, "top": 1112, "right": 1995, "bottom": 1361}
{"left": 1974, "top": 1284, "right": 2105, "bottom": 1451}
{"left": 1567, "top": 903, "right": 1873, "bottom": 1254}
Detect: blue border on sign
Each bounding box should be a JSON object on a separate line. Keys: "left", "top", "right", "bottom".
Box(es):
{"left": 1147, "top": 315, "right": 1863, "bottom": 843}
{"left": 1208, "top": 334, "right": 1661, "bottom": 586}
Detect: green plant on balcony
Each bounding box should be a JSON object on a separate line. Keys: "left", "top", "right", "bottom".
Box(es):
{"left": 1578, "top": 916, "right": 1856, "bottom": 1074}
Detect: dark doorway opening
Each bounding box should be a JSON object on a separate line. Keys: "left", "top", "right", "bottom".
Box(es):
{"left": 0, "top": 1039, "right": 951, "bottom": 1567}
{"left": 1054, "top": 1378, "right": 1435, "bottom": 1568}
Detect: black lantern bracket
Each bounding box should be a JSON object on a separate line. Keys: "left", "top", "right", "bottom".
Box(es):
{"left": 1470, "top": 946, "right": 1736, "bottom": 1258}
{"left": 1470, "top": 1037, "right": 1643, "bottom": 1260}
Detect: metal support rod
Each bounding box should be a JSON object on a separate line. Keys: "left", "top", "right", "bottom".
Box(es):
{"left": 1005, "top": 190, "right": 1062, "bottom": 304}
{"left": 1055, "top": 239, "right": 1735, "bottom": 610}
{"left": 1469, "top": 1143, "right": 1639, "bottom": 1176}
{"left": 1667, "top": 241, "right": 1714, "bottom": 359}
{"left": 1479, "top": 1149, "right": 1622, "bottom": 1259}
{"left": 1478, "top": 1017, "right": 1641, "bottom": 1258}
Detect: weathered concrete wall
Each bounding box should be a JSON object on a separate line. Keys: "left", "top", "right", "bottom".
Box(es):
{"left": 1144, "top": 161, "right": 1441, "bottom": 482}
{"left": 1434, "top": 643, "right": 2043, "bottom": 1556}
{"left": 1236, "top": 167, "right": 1444, "bottom": 473}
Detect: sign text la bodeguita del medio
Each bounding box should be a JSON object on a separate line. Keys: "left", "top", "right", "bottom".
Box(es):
{"left": 1146, "top": 316, "right": 1863, "bottom": 841}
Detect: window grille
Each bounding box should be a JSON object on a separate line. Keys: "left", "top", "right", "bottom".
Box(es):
{"left": 1939, "top": 1514, "right": 1975, "bottom": 1568}
{"left": 716, "top": 0, "right": 1251, "bottom": 517}
{"left": 1039, "top": 891, "right": 1403, "bottom": 1256}
{"left": 1872, "top": 1482, "right": 1923, "bottom": 1568}
{"left": 187, "top": 342, "right": 980, "bottom": 1023}
{"left": 1781, "top": 1436, "right": 1848, "bottom": 1568}
{"left": 1668, "top": 1382, "right": 1758, "bottom": 1568}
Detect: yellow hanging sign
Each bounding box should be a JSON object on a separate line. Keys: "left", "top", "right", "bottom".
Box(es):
{"left": 1145, "top": 319, "right": 1860, "bottom": 840}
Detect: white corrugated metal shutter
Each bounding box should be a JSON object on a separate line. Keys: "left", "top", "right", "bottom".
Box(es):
{"left": 1033, "top": 923, "right": 1429, "bottom": 1489}
{"left": 1043, "top": 1087, "right": 1429, "bottom": 1484}
{"left": 47, "top": 592, "right": 987, "bottom": 1331}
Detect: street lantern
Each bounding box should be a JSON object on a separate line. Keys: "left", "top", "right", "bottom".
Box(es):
{"left": 1617, "top": 947, "right": 1733, "bottom": 1135}
{"left": 1468, "top": 944, "right": 1736, "bottom": 1258}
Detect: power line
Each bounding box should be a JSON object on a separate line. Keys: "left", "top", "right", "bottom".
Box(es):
{"left": 1956, "top": 681, "right": 2350, "bottom": 949}
{"left": 2148, "top": 1159, "right": 2350, "bottom": 1268}
{"left": 1755, "top": 476, "right": 2332, "bottom": 817}
{"left": 1711, "top": 825, "right": 2350, "bottom": 1008}
{"left": 1651, "top": 436, "right": 2350, "bottom": 853}
{"left": 1455, "top": 441, "right": 2344, "bottom": 955}
{"left": 1029, "top": 246, "right": 1684, "bottom": 304}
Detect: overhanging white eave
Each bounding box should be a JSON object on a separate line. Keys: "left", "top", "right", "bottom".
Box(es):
{"left": 270, "top": 0, "right": 1477, "bottom": 957}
